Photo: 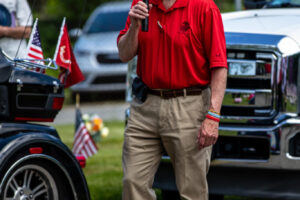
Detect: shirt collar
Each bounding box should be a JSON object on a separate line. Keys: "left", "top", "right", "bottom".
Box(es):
{"left": 150, "top": 0, "right": 188, "bottom": 11}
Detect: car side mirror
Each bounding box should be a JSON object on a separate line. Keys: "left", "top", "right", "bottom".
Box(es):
{"left": 244, "top": 0, "right": 268, "bottom": 9}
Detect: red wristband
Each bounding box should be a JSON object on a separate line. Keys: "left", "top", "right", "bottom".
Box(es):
{"left": 206, "top": 114, "right": 220, "bottom": 122}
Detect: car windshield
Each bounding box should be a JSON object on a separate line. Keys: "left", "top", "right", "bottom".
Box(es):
{"left": 86, "top": 11, "right": 128, "bottom": 34}
{"left": 267, "top": 0, "right": 300, "bottom": 7}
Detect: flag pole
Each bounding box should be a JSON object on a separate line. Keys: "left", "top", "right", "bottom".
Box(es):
{"left": 76, "top": 93, "right": 80, "bottom": 109}
{"left": 26, "top": 18, "right": 38, "bottom": 57}
{"left": 53, "top": 17, "right": 66, "bottom": 61}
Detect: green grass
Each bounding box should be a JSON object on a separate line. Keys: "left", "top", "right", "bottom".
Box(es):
{"left": 55, "top": 121, "right": 268, "bottom": 200}
{"left": 55, "top": 121, "right": 124, "bottom": 200}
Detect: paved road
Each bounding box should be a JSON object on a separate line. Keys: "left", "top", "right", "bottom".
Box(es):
{"left": 53, "top": 101, "right": 129, "bottom": 125}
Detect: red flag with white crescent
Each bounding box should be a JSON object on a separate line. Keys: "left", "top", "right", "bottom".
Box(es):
{"left": 54, "top": 18, "right": 84, "bottom": 88}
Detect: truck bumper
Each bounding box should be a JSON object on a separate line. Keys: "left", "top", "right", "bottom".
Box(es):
{"left": 153, "top": 116, "right": 300, "bottom": 199}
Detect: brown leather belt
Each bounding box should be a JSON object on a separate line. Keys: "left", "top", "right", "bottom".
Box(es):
{"left": 148, "top": 86, "right": 208, "bottom": 99}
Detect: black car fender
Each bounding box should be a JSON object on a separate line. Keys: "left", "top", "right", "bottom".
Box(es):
{"left": 0, "top": 132, "right": 91, "bottom": 200}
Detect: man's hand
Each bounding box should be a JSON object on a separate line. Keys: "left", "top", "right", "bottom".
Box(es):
{"left": 118, "top": 1, "right": 152, "bottom": 62}
{"left": 197, "top": 67, "right": 227, "bottom": 149}
{"left": 198, "top": 118, "right": 219, "bottom": 149}
{"left": 129, "top": 1, "right": 152, "bottom": 30}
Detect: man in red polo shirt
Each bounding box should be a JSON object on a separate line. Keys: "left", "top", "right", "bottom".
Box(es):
{"left": 118, "top": 0, "right": 227, "bottom": 199}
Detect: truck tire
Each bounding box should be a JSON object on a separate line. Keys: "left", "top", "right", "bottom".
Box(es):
{"left": 161, "top": 190, "right": 180, "bottom": 200}
{"left": 1, "top": 159, "right": 74, "bottom": 200}
{"left": 209, "top": 194, "right": 224, "bottom": 200}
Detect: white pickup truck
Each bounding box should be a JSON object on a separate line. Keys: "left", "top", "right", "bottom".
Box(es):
{"left": 126, "top": 0, "right": 300, "bottom": 199}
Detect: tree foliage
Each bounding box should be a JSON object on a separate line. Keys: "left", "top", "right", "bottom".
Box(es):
{"left": 26, "top": 0, "right": 117, "bottom": 58}
{"left": 38, "top": 0, "right": 120, "bottom": 28}
{"left": 30, "top": 0, "right": 235, "bottom": 28}
{"left": 28, "top": 0, "right": 236, "bottom": 31}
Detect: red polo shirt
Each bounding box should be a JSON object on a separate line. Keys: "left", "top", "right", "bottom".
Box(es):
{"left": 118, "top": 0, "right": 227, "bottom": 89}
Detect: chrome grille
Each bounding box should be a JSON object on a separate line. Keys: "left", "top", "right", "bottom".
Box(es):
{"left": 222, "top": 50, "right": 277, "bottom": 121}
{"left": 92, "top": 74, "right": 126, "bottom": 84}
{"left": 96, "top": 53, "right": 122, "bottom": 64}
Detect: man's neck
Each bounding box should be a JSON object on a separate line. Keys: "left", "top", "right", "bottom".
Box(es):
{"left": 162, "top": 0, "right": 176, "bottom": 10}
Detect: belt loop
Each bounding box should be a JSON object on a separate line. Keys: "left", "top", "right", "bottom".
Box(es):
{"left": 183, "top": 88, "right": 187, "bottom": 98}
{"left": 160, "top": 90, "right": 163, "bottom": 98}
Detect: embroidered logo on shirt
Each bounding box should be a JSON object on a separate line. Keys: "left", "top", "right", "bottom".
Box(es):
{"left": 178, "top": 21, "right": 191, "bottom": 37}
{"left": 180, "top": 21, "right": 190, "bottom": 32}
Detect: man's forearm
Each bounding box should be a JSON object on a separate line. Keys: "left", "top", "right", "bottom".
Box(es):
{"left": 118, "top": 25, "right": 140, "bottom": 62}
{"left": 210, "top": 67, "right": 227, "bottom": 113}
{"left": 0, "top": 26, "right": 32, "bottom": 39}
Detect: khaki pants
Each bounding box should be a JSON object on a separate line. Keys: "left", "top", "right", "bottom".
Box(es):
{"left": 123, "top": 88, "right": 212, "bottom": 200}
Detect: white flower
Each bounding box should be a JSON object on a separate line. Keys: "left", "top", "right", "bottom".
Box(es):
{"left": 101, "top": 127, "right": 109, "bottom": 138}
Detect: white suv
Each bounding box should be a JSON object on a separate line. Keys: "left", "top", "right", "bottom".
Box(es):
{"left": 72, "top": 1, "right": 131, "bottom": 94}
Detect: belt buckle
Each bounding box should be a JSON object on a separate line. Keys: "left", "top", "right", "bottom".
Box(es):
{"left": 160, "top": 90, "right": 164, "bottom": 98}
{"left": 173, "top": 90, "right": 177, "bottom": 98}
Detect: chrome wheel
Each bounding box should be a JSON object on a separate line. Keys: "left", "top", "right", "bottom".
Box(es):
{"left": 3, "top": 164, "right": 58, "bottom": 200}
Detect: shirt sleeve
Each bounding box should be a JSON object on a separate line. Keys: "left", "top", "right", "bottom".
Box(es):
{"left": 16, "top": 0, "right": 33, "bottom": 27}
{"left": 201, "top": 8, "right": 227, "bottom": 69}
{"left": 117, "top": 0, "right": 139, "bottom": 45}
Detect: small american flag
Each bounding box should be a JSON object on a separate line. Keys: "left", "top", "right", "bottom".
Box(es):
{"left": 26, "top": 18, "right": 45, "bottom": 73}
{"left": 72, "top": 109, "right": 98, "bottom": 158}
